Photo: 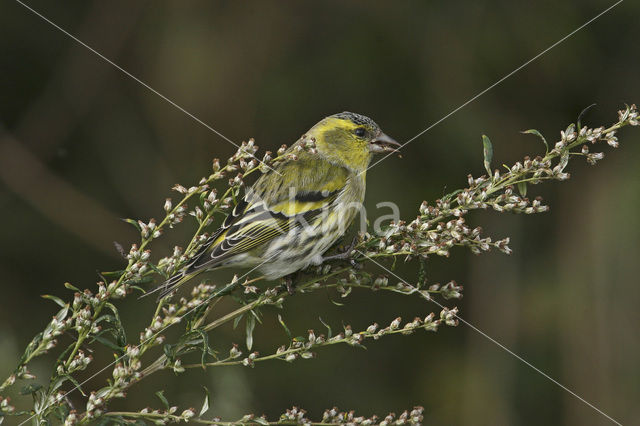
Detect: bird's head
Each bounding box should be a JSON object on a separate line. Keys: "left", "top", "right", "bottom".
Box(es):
{"left": 306, "top": 111, "right": 399, "bottom": 172}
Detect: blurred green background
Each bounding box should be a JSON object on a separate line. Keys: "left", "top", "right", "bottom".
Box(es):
{"left": 1, "top": 1, "right": 639, "bottom": 425}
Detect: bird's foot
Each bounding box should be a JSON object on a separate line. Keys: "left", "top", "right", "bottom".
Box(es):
{"left": 282, "top": 273, "right": 299, "bottom": 295}
{"left": 322, "top": 236, "right": 359, "bottom": 267}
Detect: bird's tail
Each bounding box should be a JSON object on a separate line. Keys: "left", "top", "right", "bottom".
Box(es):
{"left": 140, "top": 269, "right": 201, "bottom": 301}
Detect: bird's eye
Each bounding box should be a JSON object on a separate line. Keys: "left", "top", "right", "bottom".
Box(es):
{"left": 354, "top": 127, "right": 366, "bottom": 137}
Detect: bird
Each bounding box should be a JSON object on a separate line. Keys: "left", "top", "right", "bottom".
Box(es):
{"left": 150, "top": 111, "right": 399, "bottom": 299}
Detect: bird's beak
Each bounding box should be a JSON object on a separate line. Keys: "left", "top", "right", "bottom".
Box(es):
{"left": 369, "top": 132, "right": 401, "bottom": 153}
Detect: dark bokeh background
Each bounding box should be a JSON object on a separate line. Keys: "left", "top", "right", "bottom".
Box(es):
{"left": 1, "top": 1, "right": 639, "bottom": 425}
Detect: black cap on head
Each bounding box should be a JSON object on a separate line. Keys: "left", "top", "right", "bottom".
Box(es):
{"left": 332, "top": 111, "right": 380, "bottom": 130}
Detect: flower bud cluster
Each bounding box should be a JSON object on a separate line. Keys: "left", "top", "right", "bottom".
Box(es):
{"left": 138, "top": 283, "right": 219, "bottom": 348}
{"left": 27, "top": 305, "right": 73, "bottom": 360}
{"left": 241, "top": 351, "right": 260, "bottom": 367}
{"left": 135, "top": 406, "right": 196, "bottom": 425}
{"left": 296, "top": 135, "right": 318, "bottom": 154}
{"left": 437, "top": 280, "right": 464, "bottom": 299}
{"left": 63, "top": 410, "right": 77, "bottom": 425}
{"left": 74, "top": 305, "right": 98, "bottom": 333}
{"left": 42, "top": 309, "right": 71, "bottom": 346}
{"left": 620, "top": 104, "right": 639, "bottom": 126}
{"left": 367, "top": 110, "right": 637, "bottom": 272}
{"left": 84, "top": 391, "right": 105, "bottom": 419}
{"left": 1, "top": 374, "right": 16, "bottom": 390}
{"left": 440, "top": 307, "right": 459, "bottom": 326}
{"left": 229, "top": 139, "right": 259, "bottom": 164}
{"left": 57, "top": 350, "right": 92, "bottom": 375}
{"left": 157, "top": 246, "right": 187, "bottom": 277}
{"left": 202, "top": 189, "right": 218, "bottom": 214}
{"left": 377, "top": 214, "right": 512, "bottom": 260}
{"left": 229, "top": 343, "right": 242, "bottom": 359}
{"left": 0, "top": 395, "right": 16, "bottom": 414}
{"left": 137, "top": 218, "right": 162, "bottom": 240}
{"left": 269, "top": 312, "right": 458, "bottom": 366}
{"left": 111, "top": 357, "right": 142, "bottom": 387}
{"left": 163, "top": 199, "right": 187, "bottom": 228}
{"left": 280, "top": 406, "right": 309, "bottom": 423}
{"left": 317, "top": 405, "right": 423, "bottom": 425}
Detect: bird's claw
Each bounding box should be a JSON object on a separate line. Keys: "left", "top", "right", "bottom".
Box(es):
{"left": 282, "top": 274, "right": 297, "bottom": 295}
{"left": 322, "top": 236, "right": 359, "bottom": 264}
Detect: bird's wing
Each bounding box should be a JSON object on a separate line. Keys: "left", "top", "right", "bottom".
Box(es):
{"left": 189, "top": 156, "right": 350, "bottom": 270}
{"left": 148, "top": 156, "right": 350, "bottom": 299}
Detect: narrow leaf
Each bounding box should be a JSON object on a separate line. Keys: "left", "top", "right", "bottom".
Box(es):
{"left": 92, "top": 336, "right": 125, "bottom": 353}
{"left": 19, "top": 383, "right": 42, "bottom": 395}
{"left": 245, "top": 315, "right": 256, "bottom": 351}
{"left": 64, "top": 282, "right": 80, "bottom": 292}
{"left": 482, "top": 135, "right": 493, "bottom": 176}
{"left": 55, "top": 305, "right": 70, "bottom": 322}
{"left": 557, "top": 150, "right": 570, "bottom": 173}
{"left": 199, "top": 386, "right": 211, "bottom": 417}
{"left": 319, "top": 317, "right": 332, "bottom": 339}
{"left": 521, "top": 129, "right": 549, "bottom": 153}
{"left": 41, "top": 294, "right": 66, "bottom": 308}
{"left": 277, "top": 314, "right": 292, "bottom": 340}
{"left": 121, "top": 218, "right": 141, "bottom": 231}
{"left": 155, "top": 390, "right": 170, "bottom": 410}
{"left": 517, "top": 181, "right": 527, "bottom": 197}
{"left": 20, "top": 333, "right": 43, "bottom": 364}
{"left": 62, "top": 374, "right": 87, "bottom": 397}
{"left": 233, "top": 314, "right": 244, "bottom": 330}
{"left": 577, "top": 103, "right": 597, "bottom": 131}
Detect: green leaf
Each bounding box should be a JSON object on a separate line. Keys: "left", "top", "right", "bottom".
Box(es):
{"left": 517, "top": 181, "right": 527, "bottom": 197}
{"left": 121, "top": 218, "right": 141, "bottom": 231}
{"left": 250, "top": 308, "right": 263, "bottom": 324}
{"left": 195, "top": 329, "right": 214, "bottom": 367}
{"left": 199, "top": 386, "right": 211, "bottom": 417}
{"left": 92, "top": 336, "right": 125, "bottom": 354}
{"left": 155, "top": 390, "right": 170, "bottom": 410}
{"left": 55, "top": 341, "right": 77, "bottom": 365}
{"left": 233, "top": 313, "right": 244, "bottom": 330}
{"left": 482, "top": 135, "right": 493, "bottom": 176}
{"left": 19, "top": 383, "right": 42, "bottom": 395}
{"left": 328, "top": 296, "right": 345, "bottom": 307}
{"left": 245, "top": 315, "right": 256, "bottom": 351}
{"left": 51, "top": 403, "right": 71, "bottom": 422}
{"left": 319, "top": 317, "right": 332, "bottom": 339}
{"left": 557, "top": 150, "right": 570, "bottom": 172}
{"left": 54, "top": 305, "right": 70, "bottom": 322}
{"left": 277, "top": 314, "right": 292, "bottom": 340}
{"left": 522, "top": 129, "right": 549, "bottom": 153}
{"left": 163, "top": 343, "right": 176, "bottom": 363}
{"left": 577, "top": 103, "right": 597, "bottom": 131}
{"left": 20, "top": 332, "right": 44, "bottom": 364}
{"left": 61, "top": 374, "right": 87, "bottom": 397}
{"left": 339, "top": 286, "right": 352, "bottom": 298}
{"left": 100, "top": 270, "right": 125, "bottom": 280}
{"left": 41, "top": 294, "right": 66, "bottom": 308}
{"left": 130, "top": 285, "right": 146, "bottom": 294}
{"left": 64, "top": 282, "right": 80, "bottom": 292}
{"left": 104, "top": 303, "right": 127, "bottom": 347}
{"left": 147, "top": 263, "right": 167, "bottom": 278}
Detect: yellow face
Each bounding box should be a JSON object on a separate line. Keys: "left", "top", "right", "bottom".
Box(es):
{"left": 308, "top": 112, "right": 399, "bottom": 172}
